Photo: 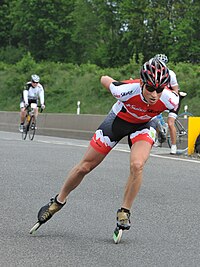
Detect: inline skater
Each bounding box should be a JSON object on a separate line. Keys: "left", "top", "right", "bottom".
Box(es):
{"left": 30, "top": 59, "right": 179, "bottom": 243}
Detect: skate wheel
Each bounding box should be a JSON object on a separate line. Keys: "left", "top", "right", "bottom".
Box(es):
{"left": 113, "top": 228, "right": 123, "bottom": 244}
{"left": 29, "top": 222, "right": 41, "bottom": 234}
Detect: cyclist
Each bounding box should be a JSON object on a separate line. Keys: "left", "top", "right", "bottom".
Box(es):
{"left": 32, "top": 59, "right": 179, "bottom": 237}
{"left": 19, "top": 74, "right": 45, "bottom": 132}
{"left": 154, "top": 54, "right": 180, "bottom": 154}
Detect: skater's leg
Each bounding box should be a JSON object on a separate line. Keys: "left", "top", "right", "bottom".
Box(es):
{"left": 113, "top": 141, "right": 152, "bottom": 242}
{"left": 57, "top": 145, "right": 107, "bottom": 203}
{"left": 121, "top": 140, "right": 152, "bottom": 210}
{"left": 31, "top": 110, "right": 120, "bottom": 234}
{"left": 34, "top": 145, "right": 106, "bottom": 226}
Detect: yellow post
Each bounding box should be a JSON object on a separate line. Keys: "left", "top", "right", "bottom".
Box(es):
{"left": 188, "top": 117, "right": 200, "bottom": 155}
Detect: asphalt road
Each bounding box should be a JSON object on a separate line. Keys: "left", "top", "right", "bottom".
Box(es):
{"left": 0, "top": 131, "right": 200, "bottom": 267}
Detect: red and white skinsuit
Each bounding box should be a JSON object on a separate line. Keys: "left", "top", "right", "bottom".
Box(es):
{"left": 90, "top": 80, "right": 179, "bottom": 154}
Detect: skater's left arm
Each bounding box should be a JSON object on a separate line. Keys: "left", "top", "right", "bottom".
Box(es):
{"left": 100, "top": 76, "right": 116, "bottom": 91}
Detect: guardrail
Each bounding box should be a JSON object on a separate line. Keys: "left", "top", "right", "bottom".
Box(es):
{"left": 0, "top": 111, "right": 106, "bottom": 140}
{"left": 0, "top": 111, "right": 189, "bottom": 147}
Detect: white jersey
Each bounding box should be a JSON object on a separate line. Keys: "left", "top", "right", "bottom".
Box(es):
{"left": 169, "top": 69, "right": 178, "bottom": 88}
{"left": 22, "top": 82, "right": 44, "bottom": 105}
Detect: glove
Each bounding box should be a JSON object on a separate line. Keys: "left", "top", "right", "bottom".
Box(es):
{"left": 41, "top": 104, "right": 45, "bottom": 110}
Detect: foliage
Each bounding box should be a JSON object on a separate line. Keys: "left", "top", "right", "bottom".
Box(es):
{"left": 0, "top": 60, "right": 199, "bottom": 116}
{"left": 15, "top": 52, "right": 37, "bottom": 73}
{"left": 0, "top": 46, "right": 26, "bottom": 64}
{"left": 0, "top": 0, "right": 199, "bottom": 66}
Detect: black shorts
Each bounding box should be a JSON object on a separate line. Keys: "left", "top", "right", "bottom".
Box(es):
{"left": 90, "top": 110, "right": 157, "bottom": 154}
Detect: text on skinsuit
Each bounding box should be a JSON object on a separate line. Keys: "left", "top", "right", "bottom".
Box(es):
{"left": 125, "top": 104, "right": 163, "bottom": 114}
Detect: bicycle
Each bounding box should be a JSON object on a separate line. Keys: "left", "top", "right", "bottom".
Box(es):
{"left": 22, "top": 103, "right": 42, "bottom": 141}
{"left": 155, "top": 111, "right": 193, "bottom": 153}
{"left": 167, "top": 112, "right": 193, "bottom": 152}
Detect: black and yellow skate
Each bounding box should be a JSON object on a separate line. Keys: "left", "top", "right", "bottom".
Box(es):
{"left": 29, "top": 195, "right": 66, "bottom": 234}
{"left": 113, "top": 208, "right": 131, "bottom": 244}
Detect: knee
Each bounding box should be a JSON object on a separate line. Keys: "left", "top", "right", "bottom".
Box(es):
{"left": 167, "top": 118, "right": 175, "bottom": 128}
{"left": 21, "top": 110, "right": 26, "bottom": 116}
{"left": 130, "top": 159, "right": 144, "bottom": 176}
{"left": 76, "top": 161, "right": 93, "bottom": 176}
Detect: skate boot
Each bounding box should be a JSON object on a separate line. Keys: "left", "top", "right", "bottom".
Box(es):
{"left": 113, "top": 208, "right": 131, "bottom": 244}
{"left": 29, "top": 194, "right": 66, "bottom": 234}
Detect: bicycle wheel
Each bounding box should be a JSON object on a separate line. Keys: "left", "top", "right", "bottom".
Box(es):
{"left": 29, "top": 116, "right": 36, "bottom": 140}
{"left": 22, "top": 118, "right": 30, "bottom": 140}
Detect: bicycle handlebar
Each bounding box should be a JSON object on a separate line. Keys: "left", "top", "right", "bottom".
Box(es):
{"left": 25, "top": 104, "right": 44, "bottom": 113}
{"left": 178, "top": 112, "right": 193, "bottom": 117}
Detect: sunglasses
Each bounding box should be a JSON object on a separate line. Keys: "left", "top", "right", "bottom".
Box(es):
{"left": 145, "top": 85, "right": 164, "bottom": 94}
{"left": 32, "top": 80, "right": 38, "bottom": 83}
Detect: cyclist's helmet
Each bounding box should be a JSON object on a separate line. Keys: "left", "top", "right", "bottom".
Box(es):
{"left": 31, "top": 74, "right": 40, "bottom": 83}
{"left": 140, "top": 58, "right": 170, "bottom": 89}
{"left": 154, "top": 54, "right": 168, "bottom": 64}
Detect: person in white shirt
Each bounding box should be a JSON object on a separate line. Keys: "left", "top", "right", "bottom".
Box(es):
{"left": 154, "top": 54, "right": 181, "bottom": 154}
{"left": 19, "top": 74, "right": 45, "bottom": 132}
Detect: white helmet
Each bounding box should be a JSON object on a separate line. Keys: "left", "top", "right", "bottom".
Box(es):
{"left": 31, "top": 74, "right": 40, "bottom": 83}
{"left": 154, "top": 54, "right": 168, "bottom": 64}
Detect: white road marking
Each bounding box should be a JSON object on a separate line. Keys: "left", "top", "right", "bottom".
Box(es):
{"left": 1, "top": 132, "right": 199, "bottom": 164}
{"left": 36, "top": 139, "right": 200, "bottom": 164}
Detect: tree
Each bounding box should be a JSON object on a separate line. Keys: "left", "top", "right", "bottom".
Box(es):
{"left": 0, "top": 0, "right": 199, "bottom": 65}
{"left": 0, "top": 0, "right": 12, "bottom": 46}
{"left": 9, "top": 0, "right": 75, "bottom": 62}
{"left": 168, "top": 0, "right": 200, "bottom": 63}
{"left": 70, "top": 0, "right": 100, "bottom": 64}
